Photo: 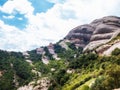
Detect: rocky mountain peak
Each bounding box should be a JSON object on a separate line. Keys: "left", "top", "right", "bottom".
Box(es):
{"left": 65, "top": 16, "right": 120, "bottom": 52}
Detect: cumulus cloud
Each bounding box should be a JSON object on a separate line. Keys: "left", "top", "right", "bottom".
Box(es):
{"left": 0, "top": 0, "right": 120, "bottom": 51}
{"left": 0, "top": 20, "right": 52, "bottom": 51}
{"left": 0, "top": 0, "right": 34, "bottom": 15}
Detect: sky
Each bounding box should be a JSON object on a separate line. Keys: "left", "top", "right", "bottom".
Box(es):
{"left": 0, "top": 0, "right": 120, "bottom": 51}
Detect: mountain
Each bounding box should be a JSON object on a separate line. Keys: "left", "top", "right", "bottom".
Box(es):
{"left": 0, "top": 16, "right": 120, "bottom": 90}
{"left": 27, "top": 16, "right": 120, "bottom": 63}
{"left": 65, "top": 16, "right": 120, "bottom": 52}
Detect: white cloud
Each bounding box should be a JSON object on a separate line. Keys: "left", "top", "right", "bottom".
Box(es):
{"left": 0, "top": 0, "right": 34, "bottom": 15}
{"left": 0, "top": 20, "right": 55, "bottom": 51}
{"left": 3, "top": 15, "right": 15, "bottom": 19}
{"left": 18, "top": 18, "right": 23, "bottom": 20}
{"left": 0, "top": 0, "right": 120, "bottom": 51}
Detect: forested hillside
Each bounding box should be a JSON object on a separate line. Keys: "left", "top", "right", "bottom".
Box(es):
{"left": 1, "top": 48, "right": 120, "bottom": 90}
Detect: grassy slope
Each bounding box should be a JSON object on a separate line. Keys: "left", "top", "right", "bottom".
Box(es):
{"left": 62, "top": 71, "right": 99, "bottom": 90}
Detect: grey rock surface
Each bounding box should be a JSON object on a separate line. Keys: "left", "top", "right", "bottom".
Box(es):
{"left": 65, "top": 16, "right": 120, "bottom": 51}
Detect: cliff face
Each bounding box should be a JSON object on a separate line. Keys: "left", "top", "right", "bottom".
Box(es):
{"left": 65, "top": 24, "right": 94, "bottom": 48}
{"left": 65, "top": 16, "right": 120, "bottom": 52}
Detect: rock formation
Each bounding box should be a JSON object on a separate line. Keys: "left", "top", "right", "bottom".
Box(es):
{"left": 65, "top": 16, "right": 120, "bottom": 53}
{"left": 18, "top": 77, "right": 50, "bottom": 90}
{"left": 28, "top": 16, "right": 120, "bottom": 62}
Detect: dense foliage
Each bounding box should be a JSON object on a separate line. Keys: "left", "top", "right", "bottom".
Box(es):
{"left": 28, "top": 50, "right": 42, "bottom": 61}
{"left": 48, "top": 48, "right": 120, "bottom": 90}
{"left": 112, "top": 48, "right": 120, "bottom": 56}
{"left": 0, "top": 46, "right": 120, "bottom": 90}
{"left": 0, "top": 50, "right": 35, "bottom": 90}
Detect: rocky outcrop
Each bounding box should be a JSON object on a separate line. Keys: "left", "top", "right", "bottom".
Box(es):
{"left": 65, "top": 24, "right": 94, "bottom": 48}
{"left": 65, "top": 16, "right": 120, "bottom": 53}
{"left": 36, "top": 47, "right": 45, "bottom": 55}
{"left": 103, "top": 42, "right": 120, "bottom": 55}
{"left": 18, "top": 77, "right": 50, "bottom": 90}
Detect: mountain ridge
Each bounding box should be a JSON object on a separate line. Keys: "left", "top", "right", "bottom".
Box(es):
{"left": 25, "top": 16, "right": 120, "bottom": 63}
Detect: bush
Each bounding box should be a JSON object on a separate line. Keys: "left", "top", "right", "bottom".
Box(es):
{"left": 0, "top": 70, "right": 15, "bottom": 90}
{"left": 53, "top": 69, "right": 69, "bottom": 85}
{"left": 112, "top": 48, "right": 120, "bottom": 56}
{"left": 28, "top": 50, "right": 42, "bottom": 61}
{"left": 13, "top": 59, "right": 33, "bottom": 80}
{"left": 90, "top": 76, "right": 106, "bottom": 90}
{"left": 35, "top": 61, "right": 50, "bottom": 74}
{"left": 54, "top": 44, "right": 66, "bottom": 54}
{"left": 106, "top": 64, "right": 120, "bottom": 88}
{"left": 68, "top": 53, "right": 98, "bottom": 69}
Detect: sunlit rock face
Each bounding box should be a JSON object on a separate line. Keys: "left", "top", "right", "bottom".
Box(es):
{"left": 65, "top": 16, "right": 120, "bottom": 51}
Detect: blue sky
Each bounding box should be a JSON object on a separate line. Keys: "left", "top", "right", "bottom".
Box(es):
{"left": 29, "top": 0, "right": 54, "bottom": 14}
{"left": 0, "top": 11, "right": 28, "bottom": 29}
{"left": 0, "top": 0, "right": 120, "bottom": 51}
{"left": 0, "top": 0, "right": 7, "bottom": 6}
{"left": 0, "top": 0, "right": 54, "bottom": 29}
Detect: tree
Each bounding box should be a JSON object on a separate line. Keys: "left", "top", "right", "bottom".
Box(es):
{"left": 54, "top": 44, "right": 66, "bottom": 54}
{"left": 28, "top": 50, "right": 42, "bottom": 61}
{"left": 35, "top": 61, "right": 50, "bottom": 74}
{"left": 44, "top": 47, "right": 54, "bottom": 60}
{"left": 106, "top": 64, "right": 120, "bottom": 88}
{"left": 13, "top": 59, "right": 33, "bottom": 81}
{"left": 0, "top": 70, "right": 15, "bottom": 90}
{"left": 53, "top": 69, "right": 69, "bottom": 85}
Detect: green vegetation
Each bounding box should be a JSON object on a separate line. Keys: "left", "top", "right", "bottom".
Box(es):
{"left": 112, "top": 48, "right": 120, "bottom": 56}
{"left": 47, "top": 48, "right": 120, "bottom": 90}
{"left": 44, "top": 47, "right": 54, "bottom": 60}
{"left": 0, "top": 44, "right": 120, "bottom": 90}
{"left": 0, "top": 50, "right": 35, "bottom": 90}
{"left": 34, "top": 61, "right": 50, "bottom": 74}
{"left": 54, "top": 44, "right": 66, "bottom": 54}
{"left": 110, "top": 33, "right": 120, "bottom": 43}
{"left": 0, "top": 70, "right": 15, "bottom": 90}
{"left": 63, "top": 52, "right": 120, "bottom": 90}
{"left": 28, "top": 50, "right": 42, "bottom": 61}
{"left": 54, "top": 42, "right": 82, "bottom": 61}
{"left": 13, "top": 59, "right": 34, "bottom": 85}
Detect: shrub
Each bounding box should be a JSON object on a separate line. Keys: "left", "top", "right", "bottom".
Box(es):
{"left": 112, "top": 48, "right": 120, "bottom": 56}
